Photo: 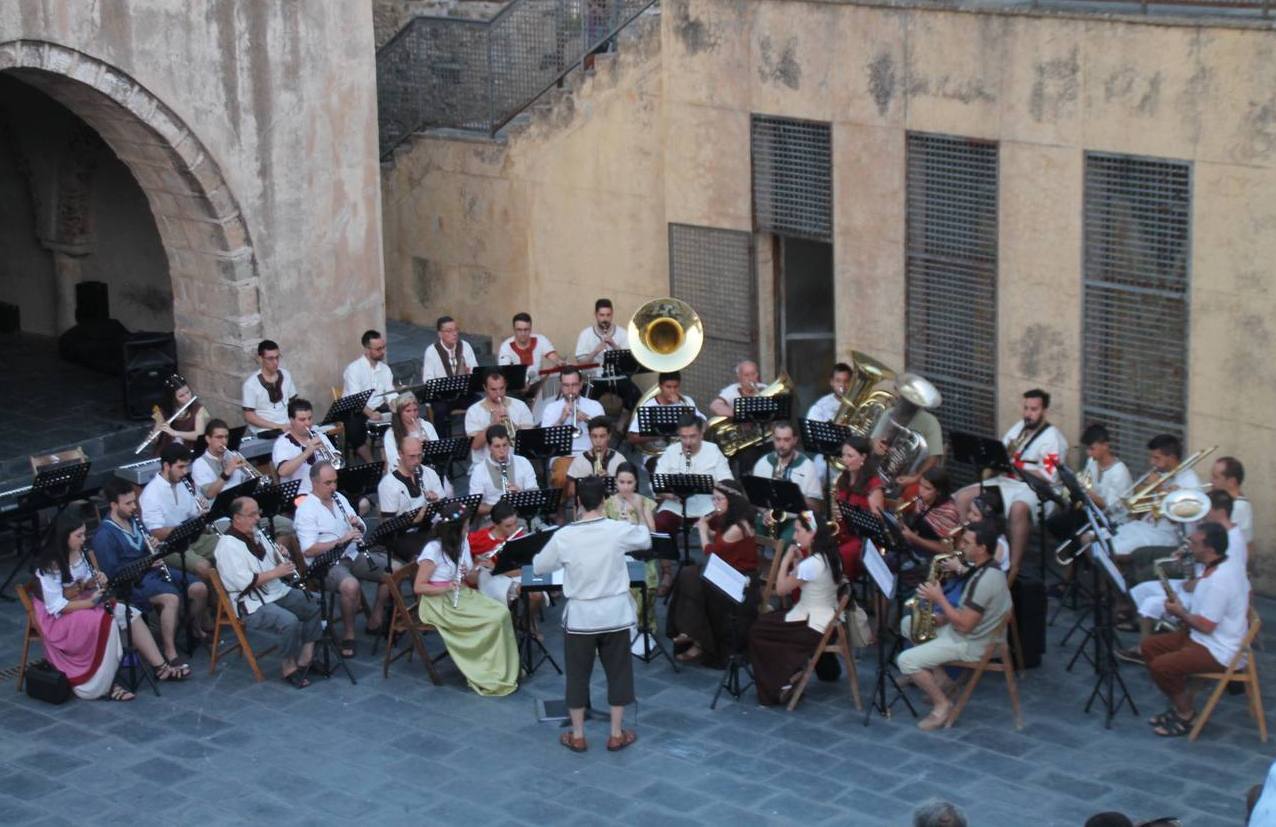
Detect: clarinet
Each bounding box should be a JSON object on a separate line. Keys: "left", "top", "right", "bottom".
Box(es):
{"left": 134, "top": 517, "right": 174, "bottom": 583}
{"left": 255, "top": 527, "right": 306, "bottom": 591}
{"left": 331, "top": 493, "right": 376, "bottom": 569}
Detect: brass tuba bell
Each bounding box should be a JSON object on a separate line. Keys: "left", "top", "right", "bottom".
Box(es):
{"left": 628, "top": 297, "right": 704, "bottom": 373}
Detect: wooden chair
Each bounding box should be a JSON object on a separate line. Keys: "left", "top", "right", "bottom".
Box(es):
{"left": 381, "top": 562, "right": 444, "bottom": 684}
{"left": 207, "top": 569, "right": 277, "bottom": 682}
{"left": 15, "top": 581, "right": 44, "bottom": 693}
{"left": 943, "top": 613, "right": 1023, "bottom": 730}
{"left": 786, "top": 590, "right": 863, "bottom": 712}
{"left": 758, "top": 537, "right": 786, "bottom": 614}
{"left": 1189, "top": 607, "right": 1266, "bottom": 743}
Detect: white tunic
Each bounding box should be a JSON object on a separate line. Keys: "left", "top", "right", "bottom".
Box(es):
{"left": 1082, "top": 456, "right": 1134, "bottom": 520}
{"left": 497, "top": 335, "right": 557, "bottom": 384}
{"left": 295, "top": 492, "right": 363, "bottom": 563}
{"left": 574, "top": 325, "right": 630, "bottom": 380}
{"left": 472, "top": 455, "right": 539, "bottom": 507}
{"left": 422, "top": 341, "right": 478, "bottom": 382}
{"left": 805, "top": 393, "right": 841, "bottom": 423}
{"left": 716, "top": 382, "right": 764, "bottom": 405}
{"left": 191, "top": 450, "right": 252, "bottom": 499}
{"left": 139, "top": 474, "right": 201, "bottom": 531}
{"left": 1190, "top": 558, "right": 1251, "bottom": 668}
{"left": 241, "top": 368, "right": 296, "bottom": 434}
{"left": 533, "top": 516, "right": 651, "bottom": 633}
{"left": 567, "top": 450, "right": 626, "bottom": 481}
{"left": 341, "top": 355, "right": 395, "bottom": 405}
{"left": 653, "top": 441, "right": 732, "bottom": 518}
{"left": 1233, "top": 497, "right": 1255, "bottom": 544}
{"left": 752, "top": 452, "right": 825, "bottom": 502}
{"left": 213, "top": 532, "right": 291, "bottom": 615}
{"left": 464, "top": 397, "right": 534, "bottom": 467}
{"left": 540, "top": 395, "right": 606, "bottom": 455}
{"left": 382, "top": 420, "right": 440, "bottom": 471}
{"left": 377, "top": 467, "right": 448, "bottom": 515}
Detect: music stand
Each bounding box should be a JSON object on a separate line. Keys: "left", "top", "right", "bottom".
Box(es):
{"left": 627, "top": 533, "right": 680, "bottom": 668}
{"left": 699, "top": 554, "right": 753, "bottom": 708}
{"left": 743, "top": 475, "right": 809, "bottom": 607}
{"left": 208, "top": 479, "right": 259, "bottom": 523}
{"left": 949, "top": 431, "right": 1013, "bottom": 477}
{"left": 499, "top": 528, "right": 563, "bottom": 676}
{"left": 337, "top": 461, "right": 383, "bottom": 501}
{"left": 733, "top": 395, "right": 791, "bottom": 424}
{"left": 423, "top": 494, "right": 482, "bottom": 524}
{"left": 321, "top": 390, "right": 373, "bottom": 427}
{"left": 636, "top": 405, "right": 693, "bottom": 442}
{"left": 297, "top": 540, "right": 358, "bottom": 685}
{"left": 602, "top": 348, "right": 648, "bottom": 377}
{"left": 420, "top": 437, "right": 469, "bottom": 480}
{"left": 420, "top": 375, "right": 472, "bottom": 403}
{"left": 1, "top": 458, "right": 93, "bottom": 599}
{"left": 500, "top": 488, "right": 562, "bottom": 522}
{"left": 514, "top": 426, "right": 573, "bottom": 486}
{"left": 255, "top": 479, "right": 301, "bottom": 542}
{"left": 800, "top": 418, "right": 852, "bottom": 493}
{"left": 651, "top": 472, "right": 716, "bottom": 570}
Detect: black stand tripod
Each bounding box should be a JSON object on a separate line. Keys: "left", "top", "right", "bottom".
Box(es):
{"left": 107, "top": 592, "right": 160, "bottom": 696}
{"left": 1081, "top": 542, "right": 1137, "bottom": 728}
{"left": 651, "top": 472, "right": 715, "bottom": 600}
{"left": 305, "top": 561, "right": 357, "bottom": 684}
{"left": 707, "top": 566, "right": 752, "bottom": 708}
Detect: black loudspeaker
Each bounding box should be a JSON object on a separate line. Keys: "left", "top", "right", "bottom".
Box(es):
{"left": 75, "top": 281, "right": 109, "bottom": 324}
{"left": 1011, "top": 577, "right": 1047, "bottom": 670}
{"left": 0, "top": 301, "right": 18, "bottom": 334}
{"left": 58, "top": 318, "right": 129, "bottom": 375}
{"left": 122, "top": 332, "right": 178, "bottom": 420}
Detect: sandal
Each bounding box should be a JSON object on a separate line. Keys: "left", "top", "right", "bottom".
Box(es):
{"left": 165, "top": 657, "right": 192, "bottom": 677}
{"left": 107, "top": 683, "right": 135, "bottom": 702}
{"left": 1147, "top": 708, "right": 1178, "bottom": 727}
{"left": 606, "top": 730, "right": 638, "bottom": 752}
{"left": 1153, "top": 712, "right": 1194, "bottom": 737}
{"left": 155, "top": 662, "right": 190, "bottom": 682}
{"left": 340, "top": 639, "right": 356, "bottom": 659}
{"left": 283, "top": 669, "right": 311, "bottom": 689}
{"left": 559, "top": 732, "right": 587, "bottom": 753}
{"left": 676, "top": 645, "right": 703, "bottom": 663}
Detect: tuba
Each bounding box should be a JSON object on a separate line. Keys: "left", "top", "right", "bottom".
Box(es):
{"left": 628, "top": 297, "right": 704, "bottom": 373}
{"left": 870, "top": 373, "right": 942, "bottom": 494}
{"left": 704, "top": 372, "right": 794, "bottom": 458}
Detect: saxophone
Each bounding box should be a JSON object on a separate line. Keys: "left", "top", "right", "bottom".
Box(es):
{"left": 904, "top": 552, "right": 962, "bottom": 644}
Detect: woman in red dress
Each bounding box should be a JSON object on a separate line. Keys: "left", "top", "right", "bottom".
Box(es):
{"left": 833, "top": 435, "right": 885, "bottom": 581}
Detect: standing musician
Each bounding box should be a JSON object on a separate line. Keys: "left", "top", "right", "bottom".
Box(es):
{"left": 533, "top": 476, "right": 651, "bottom": 752}
{"left": 472, "top": 425, "right": 538, "bottom": 518}
{"left": 1111, "top": 434, "right": 1203, "bottom": 559}
{"left": 414, "top": 509, "right": 520, "bottom": 697}
{"left": 1211, "top": 456, "right": 1253, "bottom": 544}
{"left": 465, "top": 369, "right": 534, "bottom": 469}
{"left": 1139, "top": 522, "right": 1250, "bottom": 737}
{"left": 341, "top": 329, "right": 396, "bottom": 465}
{"left": 214, "top": 497, "right": 321, "bottom": 688}
{"left": 498, "top": 312, "right": 564, "bottom": 401}
{"left": 748, "top": 511, "right": 843, "bottom": 705}
{"left": 241, "top": 339, "right": 296, "bottom": 435}
{"left": 897, "top": 522, "right": 1011, "bottom": 731}
{"left": 93, "top": 477, "right": 209, "bottom": 669}
{"left": 295, "top": 462, "right": 394, "bottom": 660}
{"left": 383, "top": 392, "right": 439, "bottom": 472}
{"left": 575, "top": 298, "right": 641, "bottom": 412}
{"left": 652, "top": 413, "right": 732, "bottom": 594}
{"left": 708, "top": 360, "right": 764, "bottom": 418}
{"left": 421, "top": 315, "right": 477, "bottom": 438}
{"left": 153, "top": 374, "right": 209, "bottom": 456}
{"left": 831, "top": 435, "right": 885, "bottom": 581}
{"left": 1046, "top": 424, "right": 1133, "bottom": 557}
{"left": 541, "top": 366, "right": 604, "bottom": 456}
{"left": 272, "top": 398, "right": 340, "bottom": 496}
{"left": 753, "top": 420, "right": 825, "bottom": 521}
{"left": 955, "top": 388, "right": 1068, "bottom": 583}
{"left": 376, "top": 436, "right": 448, "bottom": 561}
{"left": 626, "top": 371, "right": 705, "bottom": 457}
{"left": 138, "top": 443, "right": 218, "bottom": 579}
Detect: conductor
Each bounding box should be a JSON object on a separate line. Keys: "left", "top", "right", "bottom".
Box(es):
{"left": 533, "top": 476, "right": 651, "bottom": 753}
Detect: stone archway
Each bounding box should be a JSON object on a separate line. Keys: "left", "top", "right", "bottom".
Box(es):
{"left": 0, "top": 40, "right": 261, "bottom": 410}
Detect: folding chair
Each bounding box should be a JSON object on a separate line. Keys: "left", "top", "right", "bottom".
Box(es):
{"left": 1189, "top": 607, "right": 1266, "bottom": 743}
{"left": 381, "top": 562, "right": 444, "bottom": 684}
{"left": 786, "top": 590, "right": 863, "bottom": 712}
{"left": 758, "top": 537, "right": 787, "bottom": 614}
{"left": 207, "top": 569, "right": 277, "bottom": 682}
{"left": 944, "top": 613, "right": 1023, "bottom": 730}
{"left": 15, "top": 581, "right": 44, "bottom": 693}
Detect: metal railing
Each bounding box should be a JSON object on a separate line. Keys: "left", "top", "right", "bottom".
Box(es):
{"left": 377, "top": 0, "right": 658, "bottom": 157}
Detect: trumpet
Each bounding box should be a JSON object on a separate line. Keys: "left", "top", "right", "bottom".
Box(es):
{"left": 232, "top": 450, "right": 263, "bottom": 480}
{"left": 567, "top": 395, "right": 581, "bottom": 440}
{"left": 134, "top": 395, "right": 198, "bottom": 454}
{"left": 309, "top": 427, "right": 344, "bottom": 470}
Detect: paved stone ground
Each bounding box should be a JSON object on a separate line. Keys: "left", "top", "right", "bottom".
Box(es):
{"left": 0, "top": 563, "right": 1271, "bottom": 827}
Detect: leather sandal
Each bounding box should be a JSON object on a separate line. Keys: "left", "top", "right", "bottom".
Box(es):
{"left": 606, "top": 730, "right": 638, "bottom": 752}
{"left": 560, "top": 732, "right": 587, "bottom": 753}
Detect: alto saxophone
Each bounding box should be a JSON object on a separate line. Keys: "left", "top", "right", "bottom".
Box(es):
{"left": 904, "top": 551, "right": 963, "bottom": 644}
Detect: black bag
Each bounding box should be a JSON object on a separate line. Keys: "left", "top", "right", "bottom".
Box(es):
{"left": 25, "top": 660, "right": 72, "bottom": 705}
{"left": 1011, "top": 577, "right": 1047, "bottom": 670}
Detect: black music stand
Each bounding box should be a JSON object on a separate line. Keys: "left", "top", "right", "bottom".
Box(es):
{"left": 420, "top": 437, "right": 470, "bottom": 480}
{"left": 321, "top": 390, "right": 374, "bottom": 428}
{"left": 423, "top": 494, "right": 482, "bottom": 524}
{"left": 255, "top": 479, "right": 301, "bottom": 542}
{"left": 733, "top": 395, "right": 791, "bottom": 425}
{"left": 420, "top": 375, "right": 472, "bottom": 403}
{"left": 337, "top": 461, "right": 384, "bottom": 502}
{"left": 742, "top": 476, "right": 807, "bottom": 520}
{"left": 800, "top": 418, "right": 852, "bottom": 493}
{"left": 467, "top": 365, "right": 528, "bottom": 396}
{"left": 602, "top": 348, "right": 648, "bottom": 378}
{"left": 101, "top": 586, "right": 160, "bottom": 696}
{"left": 701, "top": 554, "right": 754, "bottom": 708}
{"left": 500, "top": 488, "right": 562, "bottom": 523}
{"left": 636, "top": 405, "right": 693, "bottom": 446}
{"left": 627, "top": 532, "right": 680, "bottom": 668}
{"left": 0, "top": 459, "right": 93, "bottom": 599}
{"left": 208, "top": 479, "right": 259, "bottom": 523}
{"left": 500, "top": 528, "right": 563, "bottom": 676}
{"left": 651, "top": 472, "right": 715, "bottom": 573}
{"left": 299, "top": 546, "right": 357, "bottom": 685}
{"left": 514, "top": 426, "right": 573, "bottom": 487}
{"left": 949, "top": 431, "right": 1013, "bottom": 477}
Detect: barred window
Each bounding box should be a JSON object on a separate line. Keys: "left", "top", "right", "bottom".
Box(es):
{"left": 751, "top": 115, "right": 832, "bottom": 242}
{"left": 905, "top": 133, "right": 999, "bottom": 484}
{"left": 1083, "top": 153, "right": 1191, "bottom": 462}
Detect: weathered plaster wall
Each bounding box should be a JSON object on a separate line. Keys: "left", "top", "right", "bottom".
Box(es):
{"left": 0, "top": 1, "right": 384, "bottom": 415}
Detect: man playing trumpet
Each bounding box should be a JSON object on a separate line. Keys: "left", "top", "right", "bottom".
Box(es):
{"left": 272, "top": 399, "right": 340, "bottom": 496}
{"left": 465, "top": 369, "right": 534, "bottom": 469}
{"left": 540, "top": 366, "right": 603, "bottom": 457}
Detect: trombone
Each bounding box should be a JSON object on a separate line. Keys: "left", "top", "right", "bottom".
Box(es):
{"left": 1120, "top": 445, "right": 1216, "bottom": 517}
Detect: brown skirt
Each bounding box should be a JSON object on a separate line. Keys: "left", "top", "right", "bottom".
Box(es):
{"left": 665, "top": 563, "right": 757, "bottom": 668}
{"left": 747, "top": 611, "right": 823, "bottom": 705}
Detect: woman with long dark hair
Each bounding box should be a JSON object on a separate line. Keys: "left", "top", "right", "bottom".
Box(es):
{"left": 413, "top": 511, "right": 519, "bottom": 696}
{"left": 833, "top": 435, "right": 885, "bottom": 580}
{"left": 153, "top": 375, "right": 209, "bottom": 455}
{"left": 748, "top": 511, "right": 844, "bottom": 705}
{"left": 667, "top": 479, "right": 759, "bottom": 667}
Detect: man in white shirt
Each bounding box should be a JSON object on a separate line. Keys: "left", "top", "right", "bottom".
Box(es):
{"left": 751, "top": 420, "right": 824, "bottom": 515}
{"left": 1211, "top": 456, "right": 1253, "bottom": 544}
{"left": 498, "top": 312, "right": 563, "bottom": 401}
{"left": 465, "top": 370, "right": 534, "bottom": 468}
{"left": 652, "top": 412, "right": 733, "bottom": 540}
{"left": 805, "top": 362, "right": 853, "bottom": 424}
{"left": 472, "top": 425, "right": 539, "bottom": 517}
{"left": 627, "top": 371, "right": 704, "bottom": 457}
{"left": 1047, "top": 423, "right": 1133, "bottom": 556}
{"left": 214, "top": 496, "right": 320, "bottom": 687}
{"left": 295, "top": 462, "right": 394, "bottom": 658}
{"left": 1139, "top": 522, "right": 1250, "bottom": 737}
{"left": 576, "top": 298, "right": 640, "bottom": 412}
{"left": 138, "top": 443, "right": 216, "bottom": 577}
{"left": 1111, "top": 434, "right": 1203, "bottom": 558}
{"left": 567, "top": 417, "right": 625, "bottom": 482}
{"left": 541, "top": 366, "right": 604, "bottom": 456}
{"left": 709, "top": 360, "right": 764, "bottom": 418}
{"left": 376, "top": 436, "right": 447, "bottom": 561}
{"left": 241, "top": 339, "right": 297, "bottom": 435}
{"left": 341, "top": 329, "right": 397, "bottom": 465}
{"left": 272, "top": 399, "right": 340, "bottom": 496}
{"left": 421, "top": 315, "right": 478, "bottom": 438}
{"left": 955, "top": 389, "right": 1068, "bottom": 582}
{"left": 533, "top": 476, "right": 651, "bottom": 753}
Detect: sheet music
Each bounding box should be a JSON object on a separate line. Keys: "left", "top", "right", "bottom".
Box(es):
{"left": 703, "top": 553, "right": 747, "bottom": 603}
{"left": 1091, "top": 542, "right": 1127, "bottom": 594}
{"left": 863, "top": 539, "right": 895, "bottom": 599}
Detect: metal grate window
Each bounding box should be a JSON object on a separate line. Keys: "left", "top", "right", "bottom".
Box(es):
{"left": 1083, "top": 154, "right": 1191, "bottom": 462}
{"left": 668, "top": 224, "right": 757, "bottom": 407}
{"left": 751, "top": 116, "right": 832, "bottom": 242}
{"left": 905, "top": 133, "right": 999, "bottom": 484}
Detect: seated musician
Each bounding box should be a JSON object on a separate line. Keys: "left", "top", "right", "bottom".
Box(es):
{"left": 192, "top": 419, "right": 253, "bottom": 498}
{"left": 541, "top": 366, "right": 604, "bottom": 457}
{"left": 898, "top": 468, "right": 963, "bottom": 592}
{"left": 467, "top": 499, "right": 530, "bottom": 608}
{"left": 568, "top": 417, "right": 625, "bottom": 482}
{"left": 604, "top": 462, "right": 658, "bottom": 630}
{"left": 376, "top": 435, "right": 447, "bottom": 561}
{"left": 1110, "top": 434, "right": 1203, "bottom": 567}
{"left": 754, "top": 420, "right": 824, "bottom": 542}
{"left": 805, "top": 362, "right": 853, "bottom": 480}
{"left": 626, "top": 371, "right": 704, "bottom": 457}
{"left": 214, "top": 497, "right": 321, "bottom": 688}
{"left": 576, "top": 298, "right": 640, "bottom": 412}
{"left": 295, "top": 462, "right": 394, "bottom": 659}
{"left": 35, "top": 513, "right": 187, "bottom": 701}
{"left": 94, "top": 477, "right": 208, "bottom": 668}
{"left": 667, "top": 480, "right": 759, "bottom": 667}
{"left": 897, "top": 522, "right": 1011, "bottom": 731}
{"left": 241, "top": 339, "right": 296, "bottom": 435}
{"left": 138, "top": 443, "right": 218, "bottom": 580}
{"left": 1211, "top": 456, "right": 1253, "bottom": 544}
{"left": 498, "top": 312, "right": 563, "bottom": 402}
{"left": 272, "top": 398, "right": 339, "bottom": 496}
{"left": 1139, "top": 522, "right": 1250, "bottom": 737}
{"left": 1046, "top": 423, "right": 1133, "bottom": 556}
{"left": 708, "top": 360, "right": 764, "bottom": 418}
{"left": 421, "top": 315, "right": 477, "bottom": 438}
{"left": 383, "top": 392, "right": 439, "bottom": 471}
{"left": 955, "top": 388, "right": 1067, "bottom": 583}
{"left": 341, "top": 329, "right": 396, "bottom": 465}
{"left": 832, "top": 436, "right": 885, "bottom": 581}
{"left": 472, "top": 425, "right": 538, "bottom": 519}
{"left": 466, "top": 369, "right": 534, "bottom": 469}
{"left": 413, "top": 508, "right": 519, "bottom": 696}
{"left": 883, "top": 405, "right": 944, "bottom": 496}
{"left": 153, "top": 374, "right": 209, "bottom": 455}
{"left": 652, "top": 413, "right": 732, "bottom": 594}
{"left": 748, "top": 511, "right": 842, "bottom": 705}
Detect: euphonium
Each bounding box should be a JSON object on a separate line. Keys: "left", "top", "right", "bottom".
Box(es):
{"left": 704, "top": 372, "right": 795, "bottom": 458}
{"left": 904, "top": 552, "right": 962, "bottom": 644}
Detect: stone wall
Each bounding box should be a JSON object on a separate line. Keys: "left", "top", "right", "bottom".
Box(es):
{"left": 0, "top": 1, "right": 385, "bottom": 415}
